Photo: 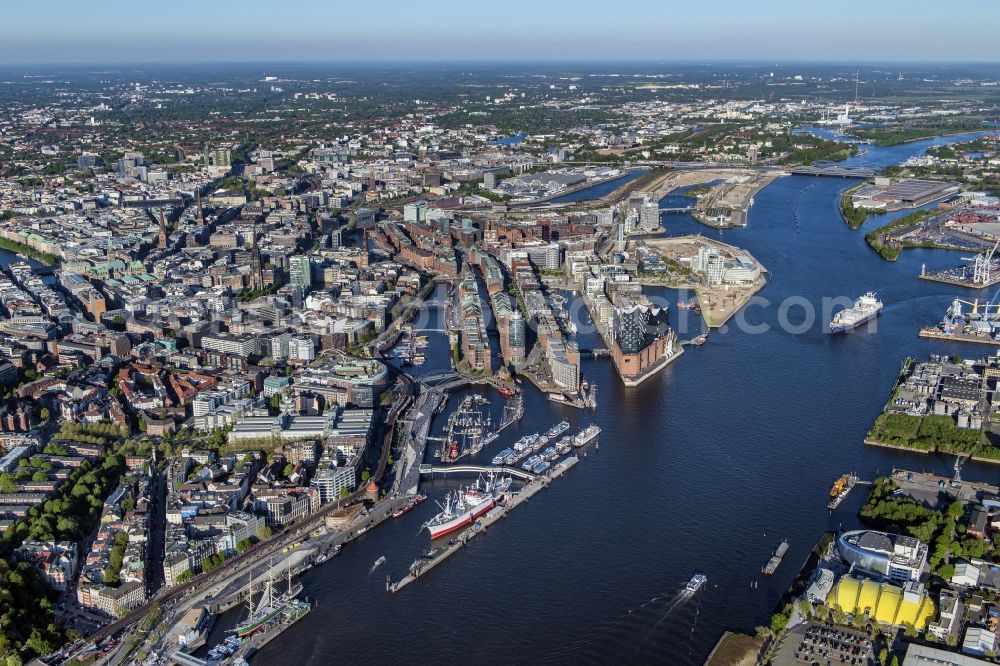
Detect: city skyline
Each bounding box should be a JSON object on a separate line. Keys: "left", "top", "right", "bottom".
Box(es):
{"left": 2, "top": 8, "right": 1000, "bottom": 660}
{"left": 3, "top": 0, "right": 1000, "bottom": 63}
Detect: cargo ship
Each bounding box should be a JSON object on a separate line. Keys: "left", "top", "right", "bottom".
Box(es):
{"left": 830, "top": 292, "right": 883, "bottom": 333}
{"left": 424, "top": 475, "right": 510, "bottom": 540}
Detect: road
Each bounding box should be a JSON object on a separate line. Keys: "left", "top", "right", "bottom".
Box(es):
{"left": 64, "top": 359, "right": 415, "bottom": 665}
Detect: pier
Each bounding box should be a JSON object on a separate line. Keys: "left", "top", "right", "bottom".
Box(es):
{"left": 389, "top": 457, "right": 580, "bottom": 593}
{"left": 918, "top": 327, "right": 1000, "bottom": 346}
{"left": 419, "top": 463, "right": 536, "bottom": 481}
{"left": 393, "top": 389, "right": 445, "bottom": 496}
{"left": 919, "top": 272, "right": 1000, "bottom": 289}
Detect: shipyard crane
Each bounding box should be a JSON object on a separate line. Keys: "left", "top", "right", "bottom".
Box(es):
{"left": 964, "top": 240, "right": 1000, "bottom": 286}
{"left": 944, "top": 298, "right": 975, "bottom": 334}
{"left": 944, "top": 294, "right": 1000, "bottom": 334}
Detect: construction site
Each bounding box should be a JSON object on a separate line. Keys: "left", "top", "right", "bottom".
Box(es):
{"left": 687, "top": 171, "right": 781, "bottom": 228}
{"left": 639, "top": 235, "right": 768, "bottom": 328}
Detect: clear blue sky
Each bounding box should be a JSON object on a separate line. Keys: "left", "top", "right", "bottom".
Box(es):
{"left": 3, "top": 0, "right": 998, "bottom": 63}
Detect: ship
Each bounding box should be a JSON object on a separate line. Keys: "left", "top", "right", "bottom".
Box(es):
{"left": 546, "top": 420, "right": 570, "bottom": 438}
{"left": 762, "top": 540, "right": 789, "bottom": 575}
{"left": 233, "top": 566, "right": 305, "bottom": 639}
{"left": 424, "top": 474, "right": 509, "bottom": 540}
{"left": 391, "top": 503, "right": 413, "bottom": 519}
{"left": 574, "top": 424, "right": 601, "bottom": 447}
{"left": 497, "top": 385, "right": 515, "bottom": 397}
{"left": 828, "top": 474, "right": 858, "bottom": 510}
{"left": 830, "top": 292, "right": 883, "bottom": 333}
{"left": 686, "top": 573, "right": 708, "bottom": 592}
{"left": 314, "top": 544, "right": 340, "bottom": 565}
{"left": 492, "top": 447, "right": 515, "bottom": 465}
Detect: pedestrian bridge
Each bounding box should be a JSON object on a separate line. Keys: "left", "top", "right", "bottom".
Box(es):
{"left": 416, "top": 369, "right": 513, "bottom": 393}
{"left": 419, "top": 464, "right": 536, "bottom": 481}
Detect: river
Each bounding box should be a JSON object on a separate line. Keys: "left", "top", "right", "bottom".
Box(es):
{"left": 244, "top": 132, "right": 996, "bottom": 665}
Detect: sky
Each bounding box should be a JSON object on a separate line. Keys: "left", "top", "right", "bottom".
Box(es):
{"left": 3, "top": 0, "right": 998, "bottom": 64}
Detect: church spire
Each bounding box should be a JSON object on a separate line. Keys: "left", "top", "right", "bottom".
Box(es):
{"left": 157, "top": 209, "right": 168, "bottom": 249}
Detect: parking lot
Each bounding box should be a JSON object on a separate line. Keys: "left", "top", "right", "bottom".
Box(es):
{"left": 772, "top": 622, "right": 874, "bottom": 666}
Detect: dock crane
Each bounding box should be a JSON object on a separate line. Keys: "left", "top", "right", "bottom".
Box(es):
{"left": 959, "top": 240, "right": 1000, "bottom": 286}
{"left": 944, "top": 298, "right": 977, "bottom": 334}
{"left": 943, "top": 291, "right": 1000, "bottom": 334}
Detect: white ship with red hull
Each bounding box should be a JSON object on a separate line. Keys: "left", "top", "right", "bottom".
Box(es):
{"left": 426, "top": 495, "right": 495, "bottom": 540}
{"left": 424, "top": 475, "right": 510, "bottom": 540}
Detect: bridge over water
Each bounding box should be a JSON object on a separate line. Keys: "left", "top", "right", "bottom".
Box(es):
{"left": 789, "top": 164, "right": 876, "bottom": 178}
{"left": 416, "top": 369, "right": 512, "bottom": 393}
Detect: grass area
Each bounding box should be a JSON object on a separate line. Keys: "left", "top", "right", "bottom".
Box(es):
{"left": 864, "top": 209, "right": 937, "bottom": 261}
{"left": 780, "top": 137, "right": 856, "bottom": 165}
{"left": 846, "top": 120, "right": 987, "bottom": 147}
{"left": 0, "top": 235, "right": 59, "bottom": 264}
{"left": 839, "top": 184, "right": 885, "bottom": 229}
{"left": 867, "top": 412, "right": 1000, "bottom": 460}
{"left": 705, "top": 631, "right": 766, "bottom": 666}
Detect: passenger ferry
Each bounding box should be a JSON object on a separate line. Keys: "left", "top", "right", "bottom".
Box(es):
{"left": 492, "top": 448, "right": 515, "bottom": 465}
{"left": 686, "top": 573, "right": 708, "bottom": 592}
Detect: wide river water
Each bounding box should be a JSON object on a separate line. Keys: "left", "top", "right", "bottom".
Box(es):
{"left": 244, "top": 132, "right": 999, "bottom": 665}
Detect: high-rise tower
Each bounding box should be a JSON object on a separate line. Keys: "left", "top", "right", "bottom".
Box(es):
{"left": 196, "top": 191, "right": 205, "bottom": 225}
{"left": 249, "top": 222, "right": 264, "bottom": 291}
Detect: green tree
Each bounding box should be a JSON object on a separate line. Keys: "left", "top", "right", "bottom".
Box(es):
{"left": 257, "top": 525, "right": 273, "bottom": 541}
{"left": 38, "top": 407, "right": 51, "bottom": 422}
{"left": 282, "top": 463, "right": 294, "bottom": 478}
{"left": 339, "top": 487, "right": 350, "bottom": 498}
{"left": 0, "top": 473, "right": 17, "bottom": 493}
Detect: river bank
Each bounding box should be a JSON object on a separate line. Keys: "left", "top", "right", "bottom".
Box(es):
{"left": 254, "top": 130, "right": 1000, "bottom": 666}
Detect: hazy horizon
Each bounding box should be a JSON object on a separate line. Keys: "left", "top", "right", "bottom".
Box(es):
{"left": 4, "top": 0, "right": 999, "bottom": 64}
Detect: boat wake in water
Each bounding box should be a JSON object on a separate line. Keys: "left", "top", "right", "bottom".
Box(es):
{"left": 539, "top": 584, "right": 704, "bottom": 665}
